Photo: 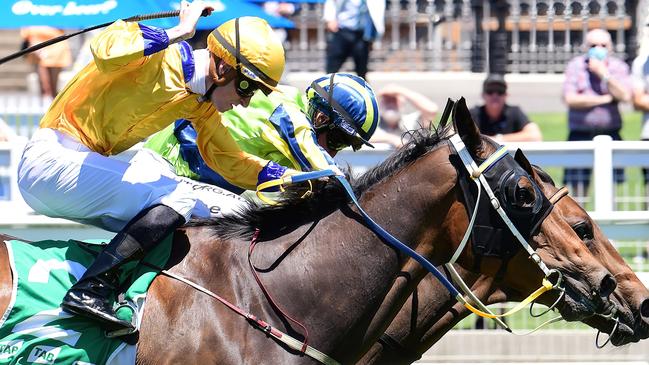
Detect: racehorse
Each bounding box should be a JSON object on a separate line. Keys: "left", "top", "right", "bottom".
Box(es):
{"left": 0, "top": 98, "right": 619, "bottom": 364}
{"left": 359, "top": 165, "right": 649, "bottom": 364}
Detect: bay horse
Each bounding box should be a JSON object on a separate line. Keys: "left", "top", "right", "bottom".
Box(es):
{"left": 0, "top": 98, "right": 619, "bottom": 364}
{"left": 359, "top": 164, "right": 649, "bottom": 364}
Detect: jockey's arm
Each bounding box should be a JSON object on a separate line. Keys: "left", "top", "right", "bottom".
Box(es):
{"left": 193, "top": 114, "right": 301, "bottom": 191}
{"left": 90, "top": 20, "right": 171, "bottom": 73}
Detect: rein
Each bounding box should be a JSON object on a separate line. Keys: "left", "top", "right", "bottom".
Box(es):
{"left": 148, "top": 263, "right": 341, "bottom": 365}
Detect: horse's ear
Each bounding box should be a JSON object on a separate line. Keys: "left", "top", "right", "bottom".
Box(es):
{"left": 452, "top": 97, "right": 481, "bottom": 152}
{"left": 437, "top": 98, "right": 455, "bottom": 130}
{"left": 514, "top": 149, "right": 535, "bottom": 176}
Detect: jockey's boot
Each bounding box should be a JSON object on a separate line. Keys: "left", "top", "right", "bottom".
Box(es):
{"left": 61, "top": 231, "right": 143, "bottom": 330}
{"left": 61, "top": 204, "right": 184, "bottom": 331}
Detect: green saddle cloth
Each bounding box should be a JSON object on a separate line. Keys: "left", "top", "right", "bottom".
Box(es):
{"left": 0, "top": 236, "right": 173, "bottom": 365}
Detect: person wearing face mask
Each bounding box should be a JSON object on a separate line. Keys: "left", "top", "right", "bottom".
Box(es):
{"left": 16, "top": 2, "right": 291, "bottom": 332}
{"left": 369, "top": 84, "right": 438, "bottom": 148}
{"left": 562, "top": 28, "right": 632, "bottom": 193}
{"left": 469, "top": 74, "right": 542, "bottom": 143}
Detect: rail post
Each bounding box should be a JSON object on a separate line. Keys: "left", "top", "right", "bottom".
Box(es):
{"left": 593, "top": 135, "right": 614, "bottom": 214}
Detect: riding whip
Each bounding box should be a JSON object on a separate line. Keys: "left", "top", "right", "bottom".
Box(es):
{"left": 0, "top": 9, "right": 210, "bottom": 66}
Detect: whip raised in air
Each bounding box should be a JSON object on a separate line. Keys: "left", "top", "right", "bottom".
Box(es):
{"left": 0, "top": 9, "right": 210, "bottom": 66}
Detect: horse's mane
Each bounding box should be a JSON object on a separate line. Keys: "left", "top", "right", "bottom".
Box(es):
{"left": 185, "top": 123, "right": 454, "bottom": 240}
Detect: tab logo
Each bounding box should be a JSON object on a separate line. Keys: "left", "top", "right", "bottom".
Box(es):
{"left": 0, "top": 340, "right": 24, "bottom": 360}
{"left": 27, "top": 345, "right": 61, "bottom": 364}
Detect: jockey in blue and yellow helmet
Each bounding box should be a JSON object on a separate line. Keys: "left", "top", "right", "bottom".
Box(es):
{"left": 306, "top": 73, "right": 379, "bottom": 155}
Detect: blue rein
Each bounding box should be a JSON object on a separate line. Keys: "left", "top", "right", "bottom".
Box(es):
{"left": 291, "top": 169, "right": 461, "bottom": 297}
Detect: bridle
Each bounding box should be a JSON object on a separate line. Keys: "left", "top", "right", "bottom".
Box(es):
{"left": 444, "top": 133, "right": 564, "bottom": 327}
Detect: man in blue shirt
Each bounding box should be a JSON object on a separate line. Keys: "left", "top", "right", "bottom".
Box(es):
{"left": 323, "top": 0, "right": 385, "bottom": 79}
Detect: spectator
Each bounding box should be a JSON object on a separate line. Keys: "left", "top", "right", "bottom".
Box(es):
{"left": 469, "top": 74, "right": 542, "bottom": 143}
{"left": 370, "top": 84, "right": 438, "bottom": 148}
{"left": 562, "top": 28, "right": 632, "bottom": 194}
{"left": 20, "top": 27, "right": 72, "bottom": 100}
{"left": 631, "top": 28, "right": 649, "bottom": 198}
{"left": 323, "top": 0, "right": 385, "bottom": 80}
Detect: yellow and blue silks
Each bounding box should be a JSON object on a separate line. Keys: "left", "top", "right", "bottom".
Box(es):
{"left": 39, "top": 20, "right": 298, "bottom": 191}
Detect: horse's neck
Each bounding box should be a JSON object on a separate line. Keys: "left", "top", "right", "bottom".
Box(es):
{"left": 402, "top": 274, "right": 509, "bottom": 362}
{"left": 168, "top": 147, "right": 459, "bottom": 363}
{"left": 417, "top": 274, "right": 504, "bottom": 345}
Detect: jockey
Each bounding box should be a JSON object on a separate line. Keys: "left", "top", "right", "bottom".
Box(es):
{"left": 143, "top": 73, "right": 379, "bottom": 198}
{"left": 16, "top": 2, "right": 292, "bottom": 331}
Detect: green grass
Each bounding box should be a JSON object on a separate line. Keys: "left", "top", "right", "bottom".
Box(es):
{"left": 529, "top": 111, "right": 643, "bottom": 141}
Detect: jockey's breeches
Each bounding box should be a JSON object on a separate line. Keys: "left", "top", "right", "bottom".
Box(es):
{"left": 17, "top": 128, "right": 248, "bottom": 232}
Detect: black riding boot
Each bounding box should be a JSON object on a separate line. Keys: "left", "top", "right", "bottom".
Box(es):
{"left": 61, "top": 231, "right": 143, "bottom": 330}
{"left": 61, "top": 204, "right": 184, "bottom": 330}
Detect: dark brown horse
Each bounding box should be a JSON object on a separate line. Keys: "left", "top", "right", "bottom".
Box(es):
{"left": 0, "top": 98, "right": 620, "bottom": 364}
{"left": 359, "top": 166, "right": 649, "bottom": 365}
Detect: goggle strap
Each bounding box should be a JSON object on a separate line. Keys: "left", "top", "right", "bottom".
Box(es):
{"left": 235, "top": 18, "right": 240, "bottom": 72}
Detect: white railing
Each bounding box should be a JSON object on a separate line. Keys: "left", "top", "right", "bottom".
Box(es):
{"left": 0, "top": 137, "right": 648, "bottom": 241}
{"left": 0, "top": 94, "right": 48, "bottom": 139}
{"left": 337, "top": 135, "right": 649, "bottom": 214}
{"left": 0, "top": 138, "right": 26, "bottom": 205}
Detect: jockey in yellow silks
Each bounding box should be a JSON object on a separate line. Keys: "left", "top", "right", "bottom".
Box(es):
{"left": 143, "top": 73, "right": 379, "bottom": 203}
{"left": 17, "top": 0, "right": 290, "bottom": 332}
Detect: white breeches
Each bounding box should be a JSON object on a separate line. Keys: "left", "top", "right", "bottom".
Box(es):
{"left": 17, "top": 128, "right": 249, "bottom": 232}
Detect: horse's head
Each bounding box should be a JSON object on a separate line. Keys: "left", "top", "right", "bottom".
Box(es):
{"left": 532, "top": 168, "right": 649, "bottom": 345}
{"left": 448, "top": 97, "right": 617, "bottom": 325}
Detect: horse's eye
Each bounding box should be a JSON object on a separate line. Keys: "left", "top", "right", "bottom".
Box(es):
{"left": 515, "top": 186, "right": 534, "bottom": 205}
{"left": 573, "top": 222, "right": 594, "bottom": 242}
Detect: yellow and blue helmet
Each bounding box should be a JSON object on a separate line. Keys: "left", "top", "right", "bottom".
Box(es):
{"left": 306, "top": 73, "right": 379, "bottom": 151}
{"left": 207, "top": 17, "right": 285, "bottom": 93}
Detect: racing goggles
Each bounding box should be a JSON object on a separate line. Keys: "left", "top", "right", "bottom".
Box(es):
{"left": 234, "top": 73, "right": 259, "bottom": 98}
{"left": 314, "top": 120, "right": 364, "bottom": 152}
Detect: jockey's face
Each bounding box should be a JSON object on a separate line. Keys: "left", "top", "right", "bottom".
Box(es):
{"left": 313, "top": 111, "right": 337, "bottom": 157}
{"left": 317, "top": 131, "right": 338, "bottom": 157}
{"left": 207, "top": 60, "right": 253, "bottom": 112}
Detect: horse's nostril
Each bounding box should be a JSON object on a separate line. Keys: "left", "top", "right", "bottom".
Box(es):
{"left": 599, "top": 274, "right": 617, "bottom": 297}
{"left": 640, "top": 299, "right": 649, "bottom": 319}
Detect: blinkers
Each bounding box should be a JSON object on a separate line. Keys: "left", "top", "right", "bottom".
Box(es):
{"left": 455, "top": 147, "right": 553, "bottom": 260}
